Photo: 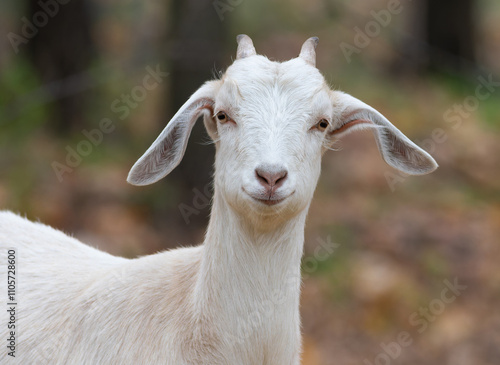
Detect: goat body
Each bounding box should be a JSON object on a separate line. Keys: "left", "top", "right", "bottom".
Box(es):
{"left": 0, "top": 205, "right": 302, "bottom": 364}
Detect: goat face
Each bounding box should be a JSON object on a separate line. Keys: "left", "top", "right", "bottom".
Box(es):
{"left": 207, "top": 55, "right": 332, "bottom": 221}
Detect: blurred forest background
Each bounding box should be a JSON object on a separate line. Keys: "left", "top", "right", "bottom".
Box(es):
{"left": 1, "top": 0, "right": 499, "bottom": 364}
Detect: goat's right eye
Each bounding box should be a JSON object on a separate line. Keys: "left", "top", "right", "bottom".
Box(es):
{"left": 216, "top": 111, "right": 230, "bottom": 124}
{"left": 310, "top": 118, "right": 330, "bottom": 132}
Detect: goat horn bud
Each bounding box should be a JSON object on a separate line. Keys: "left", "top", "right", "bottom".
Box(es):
{"left": 299, "top": 37, "right": 319, "bottom": 66}
{"left": 236, "top": 34, "right": 256, "bottom": 59}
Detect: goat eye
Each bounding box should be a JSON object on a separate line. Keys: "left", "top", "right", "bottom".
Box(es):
{"left": 316, "top": 119, "right": 330, "bottom": 132}
{"left": 216, "top": 111, "right": 230, "bottom": 123}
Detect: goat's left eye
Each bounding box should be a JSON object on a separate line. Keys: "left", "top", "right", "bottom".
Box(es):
{"left": 315, "top": 119, "right": 330, "bottom": 132}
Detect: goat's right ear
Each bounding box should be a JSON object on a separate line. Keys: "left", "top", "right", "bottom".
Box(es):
{"left": 127, "top": 81, "right": 217, "bottom": 186}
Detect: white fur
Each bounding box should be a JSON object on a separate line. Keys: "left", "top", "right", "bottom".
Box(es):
{"left": 0, "top": 35, "right": 437, "bottom": 365}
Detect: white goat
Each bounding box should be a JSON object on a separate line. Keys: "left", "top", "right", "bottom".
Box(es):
{"left": 0, "top": 35, "right": 437, "bottom": 365}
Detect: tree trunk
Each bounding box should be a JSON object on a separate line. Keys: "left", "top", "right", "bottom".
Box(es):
{"left": 161, "top": 0, "right": 227, "bottom": 233}
{"left": 394, "top": 0, "right": 476, "bottom": 75}
{"left": 27, "top": 0, "right": 94, "bottom": 135}
{"left": 425, "top": 0, "right": 476, "bottom": 72}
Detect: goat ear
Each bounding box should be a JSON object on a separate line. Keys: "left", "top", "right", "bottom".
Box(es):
{"left": 330, "top": 91, "right": 438, "bottom": 175}
{"left": 127, "top": 81, "right": 217, "bottom": 186}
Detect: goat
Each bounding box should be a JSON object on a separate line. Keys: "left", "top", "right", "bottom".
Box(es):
{"left": 0, "top": 35, "right": 437, "bottom": 364}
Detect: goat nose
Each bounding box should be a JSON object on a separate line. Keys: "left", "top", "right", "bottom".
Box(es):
{"left": 255, "top": 166, "right": 288, "bottom": 188}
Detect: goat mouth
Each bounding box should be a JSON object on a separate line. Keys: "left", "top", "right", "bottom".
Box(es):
{"left": 254, "top": 197, "right": 286, "bottom": 206}
{"left": 243, "top": 188, "right": 294, "bottom": 206}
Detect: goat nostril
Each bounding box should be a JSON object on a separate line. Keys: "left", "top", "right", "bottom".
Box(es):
{"left": 275, "top": 171, "right": 288, "bottom": 186}
{"left": 255, "top": 167, "right": 288, "bottom": 188}
{"left": 256, "top": 170, "right": 269, "bottom": 185}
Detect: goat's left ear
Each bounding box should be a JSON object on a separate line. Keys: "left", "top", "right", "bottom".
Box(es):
{"left": 127, "top": 81, "right": 218, "bottom": 186}
{"left": 329, "top": 91, "right": 438, "bottom": 175}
